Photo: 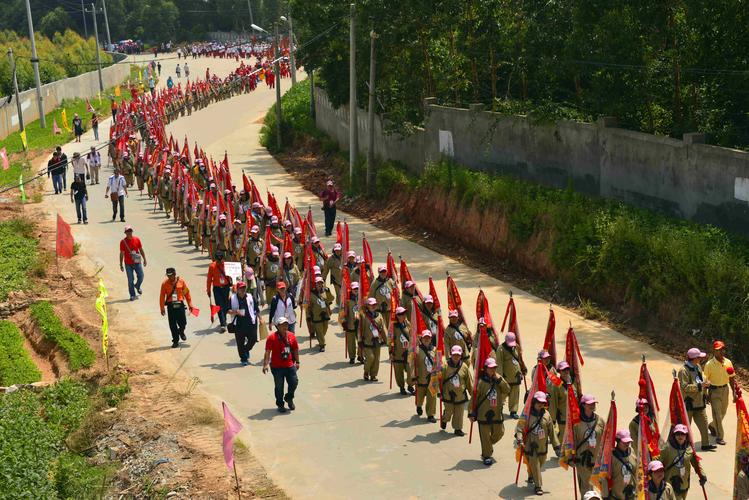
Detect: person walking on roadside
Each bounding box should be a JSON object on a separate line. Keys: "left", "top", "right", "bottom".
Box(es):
{"left": 159, "top": 267, "right": 194, "bottom": 348}
{"left": 148, "top": 75, "right": 156, "bottom": 97}
{"left": 469, "top": 357, "right": 511, "bottom": 465}
{"left": 56, "top": 146, "right": 69, "bottom": 191}
{"left": 120, "top": 226, "right": 147, "bottom": 301}
{"left": 207, "top": 251, "right": 232, "bottom": 332}
{"left": 229, "top": 281, "right": 259, "bottom": 365}
{"left": 320, "top": 180, "right": 339, "bottom": 236}
{"left": 73, "top": 113, "right": 84, "bottom": 142}
{"left": 157, "top": 61, "right": 162, "bottom": 76}
{"left": 105, "top": 168, "right": 128, "bottom": 222}
{"left": 184, "top": 62, "right": 190, "bottom": 78}
{"left": 71, "top": 151, "right": 89, "bottom": 182}
{"left": 69, "top": 174, "right": 88, "bottom": 224}
{"left": 574, "top": 394, "right": 606, "bottom": 492}
{"left": 176, "top": 64, "right": 181, "bottom": 78}
{"left": 86, "top": 146, "right": 101, "bottom": 185}
{"left": 646, "top": 461, "right": 677, "bottom": 500}
{"left": 91, "top": 112, "right": 100, "bottom": 141}
{"left": 678, "top": 347, "right": 716, "bottom": 451}
{"left": 660, "top": 424, "right": 707, "bottom": 499}
{"left": 269, "top": 281, "right": 297, "bottom": 332}
{"left": 48, "top": 151, "right": 65, "bottom": 194}
{"left": 262, "top": 317, "right": 300, "bottom": 413}
{"left": 703, "top": 340, "right": 736, "bottom": 446}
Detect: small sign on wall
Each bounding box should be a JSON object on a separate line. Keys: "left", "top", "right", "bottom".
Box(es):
{"left": 439, "top": 129, "right": 454, "bottom": 157}
{"left": 735, "top": 177, "right": 749, "bottom": 202}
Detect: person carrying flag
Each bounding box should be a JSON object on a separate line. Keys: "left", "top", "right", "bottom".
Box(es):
{"left": 628, "top": 398, "right": 658, "bottom": 456}
{"left": 342, "top": 282, "right": 361, "bottom": 364}
{"left": 444, "top": 310, "right": 471, "bottom": 363}
{"left": 307, "top": 276, "right": 334, "bottom": 352}
{"left": 159, "top": 267, "right": 194, "bottom": 348}
{"left": 206, "top": 251, "right": 232, "bottom": 332}
{"left": 498, "top": 332, "right": 525, "bottom": 419}
{"left": 262, "top": 249, "right": 282, "bottom": 305}
{"left": 368, "top": 265, "right": 396, "bottom": 317}
{"left": 549, "top": 361, "right": 576, "bottom": 455}
{"left": 600, "top": 429, "right": 637, "bottom": 500}
{"left": 574, "top": 394, "right": 606, "bottom": 491}
{"left": 514, "top": 390, "right": 556, "bottom": 495}
{"left": 400, "top": 280, "right": 421, "bottom": 319}
{"left": 659, "top": 424, "right": 706, "bottom": 500}
{"left": 322, "top": 243, "right": 343, "bottom": 303}
{"left": 413, "top": 330, "right": 438, "bottom": 421}
{"left": 646, "top": 461, "right": 677, "bottom": 500}
{"left": 678, "top": 347, "right": 715, "bottom": 450}
{"left": 419, "top": 294, "right": 439, "bottom": 341}
{"left": 246, "top": 225, "right": 264, "bottom": 271}
{"left": 469, "top": 356, "right": 511, "bottom": 465}
{"left": 281, "top": 252, "right": 301, "bottom": 298}
{"left": 440, "top": 345, "right": 473, "bottom": 436}
{"left": 391, "top": 306, "right": 414, "bottom": 394}
{"left": 360, "top": 297, "right": 387, "bottom": 381}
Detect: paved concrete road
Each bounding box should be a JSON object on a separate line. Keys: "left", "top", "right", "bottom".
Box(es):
{"left": 42, "top": 55, "right": 734, "bottom": 499}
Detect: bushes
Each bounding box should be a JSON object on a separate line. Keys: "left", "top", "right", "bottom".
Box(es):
{"left": 0, "top": 219, "right": 39, "bottom": 301}
{"left": 261, "top": 79, "right": 325, "bottom": 153}
{"left": 0, "top": 321, "right": 41, "bottom": 386}
{"left": 29, "top": 301, "right": 96, "bottom": 371}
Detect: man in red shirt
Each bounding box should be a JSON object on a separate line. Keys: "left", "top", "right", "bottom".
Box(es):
{"left": 262, "top": 317, "right": 300, "bottom": 413}
{"left": 119, "top": 226, "right": 148, "bottom": 301}
{"left": 206, "top": 250, "right": 232, "bottom": 332}
{"left": 320, "top": 180, "right": 340, "bottom": 236}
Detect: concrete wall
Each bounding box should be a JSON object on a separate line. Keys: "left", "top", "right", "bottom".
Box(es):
{"left": 0, "top": 54, "right": 130, "bottom": 140}
{"left": 314, "top": 88, "right": 749, "bottom": 236}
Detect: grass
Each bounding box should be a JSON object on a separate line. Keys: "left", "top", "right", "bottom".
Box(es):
{"left": 0, "top": 320, "right": 41, "bottom": 386}
{"left": 260, "top": 79, "right": 324, "bottom": 153}
{"left": 29, "top": 301, "right": 96, "bottom": 371}
{"left": 0, "top": 218, "right": 39, "bottom": 301}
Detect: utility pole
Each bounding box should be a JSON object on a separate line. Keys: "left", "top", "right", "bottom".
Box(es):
{"left": 366, "top": 30, "right": 377, "bottom": 196}
{"left": 7, "top": 49, "right": 24, "bottom": 132}
{"left": 288, "top": 7, "right": 296, "bottom": 85}
{"left": 90, "top": 4, "right": 104, "bottom": 92}
{"left": 246, "top": 0, "right": 254, "bottom": 28}
{"left": 349, "top": 2, "right": 357, "bottom": 184}
{"left": 102, "top": 0, "right": 112, "bottom": 47}
{"left": 25, "top": 0, "right": 46, "bottom": 128}
{"left": 81, "top": 0, "right": 88, "bottom": 38}
{"left": 274, "top": 22, "right": 282, "bottom": 151}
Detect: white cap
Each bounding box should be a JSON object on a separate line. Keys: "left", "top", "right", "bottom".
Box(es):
{"left": 333, "top": 243, "right": 342, "bottom": 250}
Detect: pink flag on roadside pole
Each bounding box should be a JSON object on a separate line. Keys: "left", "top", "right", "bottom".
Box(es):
{"left": 222, "top": 402, "right": 243, "bottom": 471}
{"left": 0, "top": 148, "right": 9, "bottom": 170}
{"left": 52, "top": 119, "right": 62, "bottom": 135}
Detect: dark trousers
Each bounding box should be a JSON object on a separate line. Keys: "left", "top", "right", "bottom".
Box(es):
{"left": 111, "top": 195, "right": 125, "bottom": 220}
{"left": 234, "top": 323, "right": 257, "bottom": 361}
{"left": 323, "top": 206, "right": 336, "bottom": 236}
{"left": 213, "top": 285, "right": 230, "bottom": 326}
{"left": 166, "top": 303, "right": 187, "bottom": 342}
{"left": 271, "top": 366, "right": 298, "bottom": 407}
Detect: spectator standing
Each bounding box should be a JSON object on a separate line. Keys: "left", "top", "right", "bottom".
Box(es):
{"left": 91, "top": 112, "right": 99, "bottom": 141}
{"left": 157, "top": 61, "right": 162, "bottom": 76}
{"left": 56, "top": 146, "right": 68, "bottom": 191}
{"left": 320, "top": 180, "right": 340, "bottom": 236}
{"left": 71, "top": 152, "right": 89, "bottom": 181}
{"left": 86, "top": 146, "right": 101, "bottom": 184}
{"left": 48, "top": 151, "right": 64, "bottom": 194}
{"left": 262, "top": 317, "right": 300, "bottom": 413}
{"left": 105, "top": 168, "right": 128, "bottom": 222}
{"left": 72, "top": 113, "right": 83, "bottom": 142}
{"left": 229, "top": 281, "right": 259, "bottom": 365}
{"left": 159, "top": 268, "right": 194, "bottom": 348}
{"left": 120, "top": 226, "right": 147, "bottom": 301}
{"left": 69, "top": 174, "right": 88, "bottom": 224}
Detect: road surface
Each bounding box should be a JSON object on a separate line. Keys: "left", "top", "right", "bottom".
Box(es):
{"left": 41, "top": 54, "right": 734, "bottom": 499}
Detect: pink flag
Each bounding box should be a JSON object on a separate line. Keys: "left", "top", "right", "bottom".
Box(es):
{"left": 222, "top": 402, "right": 243, "bottom": 471}
{"left": 0, "top": 148, "right": 8, "bottom": 170}
{"left": 52, "top": 119, "right": 62, "bottom": 135}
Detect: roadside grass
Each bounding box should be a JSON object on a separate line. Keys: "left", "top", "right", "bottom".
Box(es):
{"left": 0, "top": 320, "right": 41, "bottom": 386}
{"left": 0, "top": 218, "right": 39, "bottom": 301}
{"left": 29, "top": 301, "right": 96, "bottom": 371}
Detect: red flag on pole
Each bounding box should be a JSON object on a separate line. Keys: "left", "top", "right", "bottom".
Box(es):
{"left": 336, "top": 221, "right": 342, "bottom": 245}
{"left": 501, "top": 293, "right": 522, "bottom": 349}
{"left": 559, "top": 384, "right": 582, "bottom": 469}
{"left": 56, "top": 214, "right": 74, "bottom": 258}
{"left": 735, "top": 389, "right": 749, "bottom": 498}
{"left": 242, "top": 173, "right": 252, "bottom": 195}
{"left": 475, "top": 289, "right": 493, "bottom": 330}
{"left": 428, "top": 277, "right": 444, "bottom": 354}
{"left": 362, "top": 236, "right": 373, "bottom": 267}
{"left": 591, "top": 397, "right": 618, "bottom": 492}
{"left": 543, "top": 308, "right": 557, "bottom": 366}
{"left": 565, "top": 326, "right": 584, "bottom": 395}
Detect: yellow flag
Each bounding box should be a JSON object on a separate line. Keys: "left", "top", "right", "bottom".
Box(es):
{"left": 98, "top": 278, "right": 109, "bottom": 299}
{"left": 138, "top": 69, "right": 143, "bottom": 81}
{"left": 95, "top": 279, "right": 109, "bottom": 355}
{"left": 61, "top": 109, "right": 71, "bottom": 131}
{"left": 114, "top": 85, "right": 121, "bottom": 97}
{"left": 19, "top": 130, "right": 28, "bottom": 150}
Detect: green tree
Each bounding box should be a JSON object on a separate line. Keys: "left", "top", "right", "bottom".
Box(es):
{"left": 39, "top": 7, "right": 73, "bottom": 38}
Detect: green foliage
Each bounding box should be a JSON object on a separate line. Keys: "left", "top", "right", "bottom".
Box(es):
{"left": 29, "top": 302, "right": 96, "bottom": 371}
{"left": 0, "top": 321, "right": 41, "bottom": 386}
{"left": 38, "top": 7, "right": 74, "bottom": 39}
{"left": 0, "top": 219, "right": 38, "bottom": 301}
{"left": 53, "top": 452, "right": 115, "bottom": 500}
{"left": 375, "top": 161, "right": 414, "bottom": 198}
{"left": 261, "top": 79, "right": 324, "bottom": 153}
{"left": 100, "top": 376, "right": 131, "bottom": 408}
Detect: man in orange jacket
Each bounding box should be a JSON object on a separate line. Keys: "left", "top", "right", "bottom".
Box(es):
{"left": 206, "top": 250, "right": 232, "bottom": 332}
{"left": 159, "top": 267, "right": 194, "bottom": 348}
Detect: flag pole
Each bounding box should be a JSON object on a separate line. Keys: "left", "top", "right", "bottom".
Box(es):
{"left": 232, "top": 460, "right": 241, "bottom": 499}
{"left": 572, "top": 465, "right": 578, "bottom": 500}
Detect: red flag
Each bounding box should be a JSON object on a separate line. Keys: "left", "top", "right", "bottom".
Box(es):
{"left": 428, "top": 277, "right": 444, "bottom": 354}
{"left": 559, "top": 384, "right": 582, "bottom": 469}
{"left": 591, "top": 398, "right": 618, "bottom": 492}
{"left": 501, "top": 295, "right": 522, "bottom": 349}
{"left": 386, "top": 251, "right": 398, "bottom": 284}
{"left": 306, "top": 209, "right": 317, "bottom": 237}
{"left": 210, "top": 304, "right": 222, "bottom": 322}
{"left": 242, "top": 173, "right": 252, "bottom": 195}
{"left": 635, "top": 406, "right": 652, "bottom": 499}
{"left": 336, "top": 221, "right": 343, "bottom": 245}
{"left": 542, "top": 308, "right": 557, "bottom": 366}
{"left": 359, "top": 262, "right": 370, "bottom": 303}
{"left": 343, "top": 222, "right": 350, "bottom": 262}
{"left": 283, "top": 232, "right": 294, "bottom": 260}
{"left": 638, "top": 360, "right": 661, "bottom": 449}
{"left": 56, "top": 214, "right": 74, "bottom": 258}
{"left": 565, "top": 326, "right": 584, "bottom": 394}
{"left": 86, "top": 98, "right": 94, "bottom": 113}
{"left": 735, "top": 391, "right": 749, "bottom": 498}
{"left": 475, "top": 289, "right": 493, "bottom": 329}
{"left": 362, "top": 236, "right": 373, "bottom": 267}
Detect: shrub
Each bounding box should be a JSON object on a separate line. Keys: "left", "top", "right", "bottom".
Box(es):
{"left": 261, "top": 79, "right": 327, "bottom": 153}
{"left": 0, "top": 321, "right": 41, "bottom": 386}
{"left": 29, "top": 301, "right": 96, "bottom": 371}
{"left": 0, "top": 218, "right": 39, "bottom": 301}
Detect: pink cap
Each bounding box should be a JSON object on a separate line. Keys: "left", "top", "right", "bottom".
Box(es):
{"left": 424, "top": 294, "right": 434, "bottom": 303}
{"left": 378, "top": 265, "right": 387, "bottom": 273}
{"left": 219, "top": 214, "right": 227, "bottom": 220}
{"left": 351, "top": 282, "right": 359, "bottom": 290}
{"left": 484, "top": 357, "right": 497, "bottom": 368}
{"left": 451, "top": 345, "right": 463, "bottom": 356}
{"left": 395, "top": 306, "right": 406, "bottom": 315}
{"left": 420, "top": 329, "right": 432, "bottom": 338}
{"left": 311, "top": 236, "right": 320, "bottom": 243}
{"left": 245, "top": 268, "right": 255, "bottom": 278}
{"left": 366, "top": 297, "right": 377, "bottom": 306}
{"left": 533, "top": 391, "right": 548, "bottom": 403}
{"left": 315, "top": 276, "right": 324, "bottom": 283}
{"left": 355, "top": 256, "right": 364, "bottom": 264}
{"left": 250, "top": 225, "right": 259, "bottom": 233}
{"left": 284, "top": 220, "right": 292, "bottom": 227}
{"left": 580, "top": 394, "right": 598, "bottom": 405}
{"left": 326, "top": 180, "right": 333, "bottom": 186}
{"left": 616, "top": 429, "right": 633, "bottom": 443}
{"left": 673, "top": 424, "right": 689, "bottom": 434}
{"left": 636, "top": 398, "right": 649, "bottom": 406}
{"left": 276, "top": 281, "right": 286, "bottom": 290}
{"left": 346, "top": 251, "right": 356, "bottom": 258}
{"left": 224, "top": 189, "right": 231, "bottom": 194}
{"left": 234, "top": 218, "right": 241, "bottom": 224}
{"left": 448, "top": 310, "right": 459, "bottom": 318}
{"left": 124, "top": 225, "right": 134, "bottom": 233}
{"left": 333, "top": 243, "right": 342, "bottom": 250}
{"left": 404, "top": 280, "right": 414, "bottom": 288}
{"left": 538, "top": 350, "right": 550, "bottom": 359}
{"left": 505, "top": 332, "right": 517, "bottom": 347}
{"left": 648, "top": 461, "right": 664, "bottom": 472}
{"left": 557, "top": 361, "right": 570, "bottom": 371}
{"left": 294, "top": 227, "right": 302, "bottom": 234}
{"left": 687, "top": 347, "right": 706, "bottom": 359}
{"left": 252, "top": 202, "right": 261, "bottom": 208}
{"left": 270, "top": 216, "right": 279, "bottom": 223}
{"left": 271, "top": 245, "right": 279, "bottom": 252}
{"left": 313, "top": 265, "right": 321, "bottom": 273}
{"left": 283, "top": 251, "right": 292, "bottom": 259}
{"left": 271, "top": 251, "right": 279, "bottom": 257}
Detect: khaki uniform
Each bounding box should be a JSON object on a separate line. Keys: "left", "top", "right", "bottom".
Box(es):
{"left": 413, "top": 345, "right": 438, "bottom": 417}
{"left": 736, "top": 469, "right": 749, "bottom": 500}
{"left": 573, "top": 414, "right": 606, "bottom": 491}
{"left": 360, "top": 310, "right": 387, "bottom": 378}
{"left": 440, "top": 359, "right": 472, "bottom": 431}
{"left": 247, "top": 237, "right": 263, "bottom": 270}
{"left": 601, "top": 448, "right": 637, "bottom": 500}
{"left": 261, "top": 257, "right": 281, "bottom": 304}
{"left": 471, "top": 374, "right": 510, "bottom": 458}
{"left": 212, "top": 224, "right": 230, "bottom": 252}
{"left": 515, "top": 408, "right": 557, "bottom": 489}
{"left": 497, "top": 343, "right": 524, "bottom": 414}
{"left": 660, "top": 439, "right": 704, "bottom": 500}
{"left": 419, "top": 304, "right": 440, "bottom": 340}
{"left": 391, "top": 321, "right": 413, "bottom": 389}
{"left": 312, "top": 246, "right": 326, "bottom": 270}
{"left": 281, "top": 263, "right": 301, "bottom": 297}
{"left": 678, "top": 362, "right": 710, "bottom": 446}
{"left": 159, "top": 176, "right": 173, "bottom": 214}
{"left": 400, "top": 291, "right": 421, "bottom": 319}
{"left": 470, "top": 327, "right": 500, "bottom": 367}
{"left": 549, "top": 381, "right": 577, "bottom": 445}
{"left": 704, "top": 356, "right": 733, "bottom": 441}
{"left": 292, "top": 238, "right": 304, "bottom": 270}
{"left": 647, "top": 481, "right": 677, "bottom": 500}
{"left": 307, "top": 287, "right": 334, "bottom": 348}
{"left": 368, "top": 277, "right": 396, "bottom": 314}
{"left": 341, "top": 294, "right": 359, "bottom": 361}
{"left": 322, "top": 253, "right": 343, "bottom": 302}
{"left": 344, "top": 262, "right": 360, "bottom": 284}
{"left": 629, "top": 413, "right": 658, "bottom": 456}
{"left": 444, "top": 322, "right": 471, "bottom": 362}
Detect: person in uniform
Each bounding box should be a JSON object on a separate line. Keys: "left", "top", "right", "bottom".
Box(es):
{"left": 281, "top": 252, "right": 301, "bottom": 298}
{"left": 514, "top": 391, "right": 557, "bottom": 495}
{"left": 322, "top": 243, "right": 343, "bottom": 304}
{"left": 444, "top": 310, "right": 472, "bottom": 364}
{"left": 420, "top": 294, "right": 440, "bottom": 343}
{"left": 360, "top": 297, "right": 387, "bottom": 381}
{"left": 600, "top": 430, "right": 637, "bottom": 500}
{"left": 498, "top": 332, "right": 525, "bottom": 419}
{"left": 703, "top": 340, "right": 736, "bottom": 446}
{"left": 737, "top": 456, "right": 749, "bottom": 500}
{"left": 531, "top": 350, "right": 556, "bottom": 386}
{"left": 574, "top": 394, "right": 606, "bottom": 492}
{"left": 307, "top": 276, "right": 334, "bottom": 351}
{"left": 311, "top": 237, "right": 327, "bottom": 270}
{"left": 159, "top": 168, "right": 173, "bottom": 216}
{"left": 341, "top": 282, "right": 360, "bottom": 364}
{"left": 646, "top": 461, "right": 677, "bottom": 500}
{"left": 412, "top": 330, "right": 438, "bottom": 422}
{"left": 678, "top": 348, "right": 716, "bottom": 451}
{"left": 262, "top": 250, "right": 281, "bottom": 305}
{"left": 439, "top": 345, "right": 472, "bottom": 435}
{"left": 471, "top": 317, "right": 500, "bottom": 367}
{"left": 213, "top": 213, "right": 231, "bottom": 253}
{"left": 230, "top": 219, "right": 244, "bottom": 261}
{"left": 629, "top": 398, "right": 658, "bottom": 456}
{"left": 390, "top": 306, "right": 414, "bottom": 394}
{"left": 660, "top": 424, "right": 707, "bottom": 500}
{"left": 269, "top": 215, "right": 284, "bottom": 241}
{"left": 400, "top": 280, "right": 421, "bottom": 319}
{"left": 344, "top": 251, "right": 359, "bottom": 283}
{"left": 246, "top": 225, "right": 264, "bottom": 271}
{"left": 549, "top": 361, "right": 576, "bottom": 455}
{"left": 469, "top": 357, "right": 510, "bottom": 464}
{"left": 292, "top": 228, "right": 304, "bottom": 270}
{"left": 368, "top": 265, "right": 396, "bottom": 317}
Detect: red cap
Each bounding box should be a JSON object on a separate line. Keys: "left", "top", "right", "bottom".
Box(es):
{"left": 713, "top": 340, "right": 725, "bottom": 350}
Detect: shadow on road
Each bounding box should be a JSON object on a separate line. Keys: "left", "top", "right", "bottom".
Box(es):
{"left": 408, "top": 431, "right": 457, "bottom": 444}
{"left": 319, "top": 361, "right": 353, "bottom": 371}
{"left": 201, "top": 362, "right": 245, "bottom": 371}
{"left": 498, "top": 482, "right": 536, "bottom": 499}
{"left": 366, "top": 392, "right": 407, "bottom": 403}
{"left": 329, "top": 378, "right": 371, "bottom": 389}
{"left": 249, "top": 408, "right": 291, "bottom": 421}
{"left": 382, "top": 416, "right": 431, "bottom": 428}
{"left": 444, "top": 458, "right": 487, "bottom": 472}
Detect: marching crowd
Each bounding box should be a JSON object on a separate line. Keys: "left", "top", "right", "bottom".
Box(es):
{"left": 50, "top": 49, "right": 747, "bottom": 499}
